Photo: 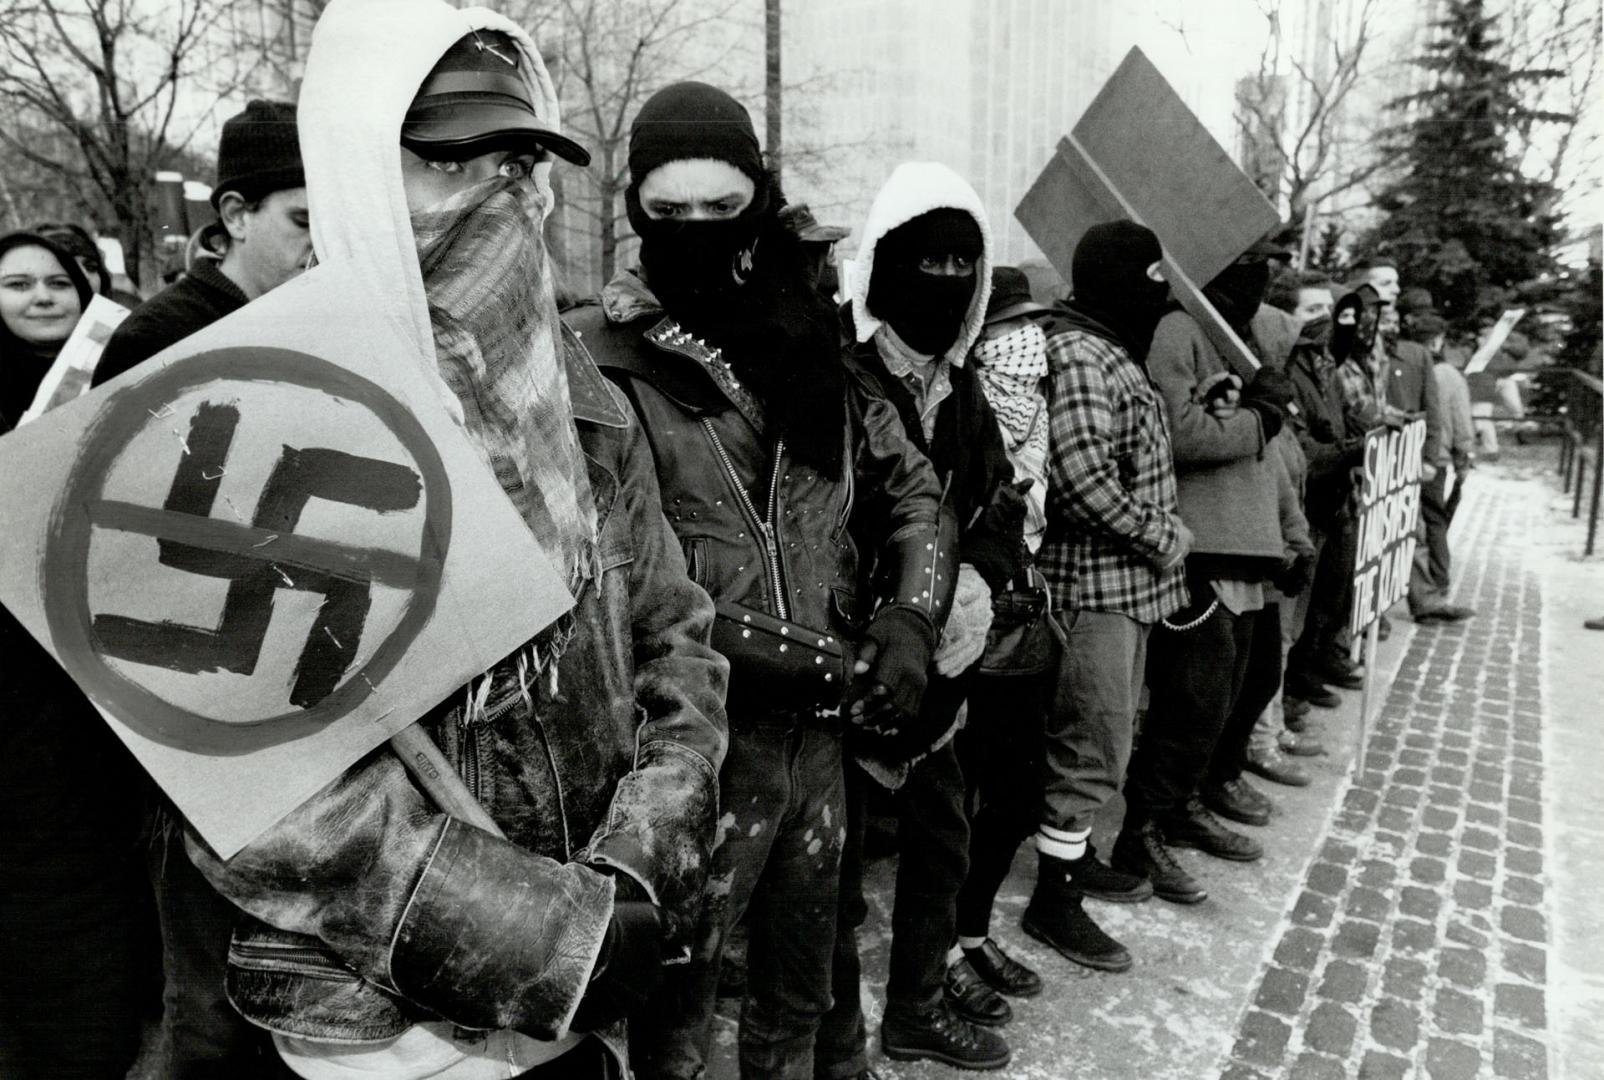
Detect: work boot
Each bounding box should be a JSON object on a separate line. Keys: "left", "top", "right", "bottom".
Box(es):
{"left": 1164, "top": 801, "right": 1264, "bottom": 862}
{"left": 1203, "top": 777, "right": 1274, "bottom": 826}
{"left": 962, "top": 938, "right": 1043, "bottom": 997}
{"left": 1312, "top": 660, "right": 1364, "bottom": 690}
{"left": 1070, "top": 844, "right": 1154, "bottom": 903}
{"left": 1277, "top": 729, "right": 1325, "bottom": 757}
{"left": 1286, "top": 676, "right": 1341, "bottom": 709}
{"left": 1415, "top": 603, "right": 1476, "bottom": 623}
{"left": 1112, "top": 821, "right": 1206, "bottom": 904}
{"left": 1021, "top": 852, "right": 1133, "bottom": 972}
{"left": 1283, "top": 696, "right": 1313, "bottom": 732}
{"left": 1245, "top": 745, "right": 1312, "bottom": 787}
{"left": 943, "top": 956, "right": 1011, "bottom": 1027}
{"left": 881, "top": 998, "right": 1011, "bottom": 1071}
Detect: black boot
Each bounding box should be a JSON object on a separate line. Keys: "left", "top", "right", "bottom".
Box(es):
{"left": 962, "top": 938, "right": 1043, "bottom": 997}
{"left": 881, "top": 998, "right": 1011, "bottom": 1071}
{"left": 1071, "top": 844, "right": 1154, "bottom": 903}
{"left": 1164, "top": 800, "right": 1264, "bottom": 862}
{"left": 1021, "top": 852, "right": 1133, "bottom": 972}
{"left": 943, "top": 956, "right": 1012, "bottom": 1026}
{"left": 1112, "top": 821, "right": 1207, "bottom": 905}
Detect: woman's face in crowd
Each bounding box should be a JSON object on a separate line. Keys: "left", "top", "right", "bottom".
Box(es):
{"left": 637, "top": 159, "right": 754, "bottom": 221}
{"left": 0, "top": 245, "right": 82, "bottom": 346}
{"left": 399, "top": 145, "right": 550, "bottom": 213}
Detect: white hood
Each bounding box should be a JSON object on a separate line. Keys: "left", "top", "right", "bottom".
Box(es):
{"left": 298, "top": 0, "right": 563, "bottom": 397}
{"left": 844, "top": 161, "right": 993, "bottom": 368}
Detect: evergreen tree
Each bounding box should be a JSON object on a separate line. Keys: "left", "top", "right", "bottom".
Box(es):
{"left": 1360, "top": 0, "right": 1571, "bottom": 331}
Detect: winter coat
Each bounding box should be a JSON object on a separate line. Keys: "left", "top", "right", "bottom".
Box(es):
{"left": 1285, "top": 341, "right": 1354, "bottom": 529}
{"left": 571, "top": 274, "right": 947, "bottom": 705}
{"left": 92, "top": 260, "right": 247, "bottom": 387}
{"left": 1145, "top": 308, "right": 1284, "bottom": 580}
{"left": 1381, "top": 339, "right": 1445, "bottom": 466}
{"left": 185, "top": 0, "right": 727, "bottom": 1060}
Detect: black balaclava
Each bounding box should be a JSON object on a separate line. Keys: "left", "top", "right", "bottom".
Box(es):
{"left": 1331, "top": 285, "right": 1381, "bottom": 366}
{"left": 867, "top": 208, "right": 983, "bottom": 357}
{"left": 1066, "top": 220, "right": 1170, "bottom": 360}
{"left": 1204, "top": 256, "right": 1272, "bottom": 333}
{"left": 625, "top": 82, "right": 846, "bottom": 479}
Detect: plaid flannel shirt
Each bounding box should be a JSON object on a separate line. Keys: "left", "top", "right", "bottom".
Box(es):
{"left": 1038, "top": 328, "right": 1189, "bottom": 623}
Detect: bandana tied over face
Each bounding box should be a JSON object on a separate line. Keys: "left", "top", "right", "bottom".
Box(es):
{"left": 973, "top": 322, "right": 1048, "bottom": 446}
{"left": 411, "top": 176, "right": 598, "bottom": 594}
{"left": 1331, "top": 286, "right": 1381, "bottom": 367}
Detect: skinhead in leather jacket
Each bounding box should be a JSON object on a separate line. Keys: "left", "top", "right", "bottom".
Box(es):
{"left": 185, "top": 333, "right": 729, "bottom": 1053}
{"left": 570, "top": 271, "right": 955, "bottom": 723}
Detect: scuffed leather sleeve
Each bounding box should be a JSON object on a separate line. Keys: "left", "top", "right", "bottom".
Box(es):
{"left": 955, "top": 385, "right": 1023, "bottom": 591}
{"left": 846, "top": 372, "right": 945, "bottom": 543}
{"left": 186, "top": 755, "right": 616, "bottom": 1040}
{"left": 580, "top": 414, "right": 728, "bottom": 938}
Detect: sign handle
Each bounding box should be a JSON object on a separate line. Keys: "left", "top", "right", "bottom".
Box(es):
{"left": 389, "top": 723, "right": 506, "bottom": 838}
{"left": 1057, "top": 135, "right": 1262, "bottom": 378}
{"left": 1353, "top": 616, "right": 1381, "bottom": 781}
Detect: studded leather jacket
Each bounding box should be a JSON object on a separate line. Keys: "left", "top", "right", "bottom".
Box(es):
{"left": 568, "top": 279, "right": 953, "bottom": 724}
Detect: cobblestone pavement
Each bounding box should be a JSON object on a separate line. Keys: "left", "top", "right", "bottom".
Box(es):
{"left": 1221, "top": 456, "right": 1565, "bottom": 1080}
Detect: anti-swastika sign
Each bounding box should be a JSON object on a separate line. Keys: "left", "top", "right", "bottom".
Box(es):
{"left": 0, "top": 266, "right": 571, "bottom": 857}
{"left": 1349, "top": 417, "right": 1428, "bottom": 640}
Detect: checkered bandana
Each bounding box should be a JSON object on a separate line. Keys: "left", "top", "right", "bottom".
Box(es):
{"left": 973, "top": 322, "right": 1048, "bottom": 444}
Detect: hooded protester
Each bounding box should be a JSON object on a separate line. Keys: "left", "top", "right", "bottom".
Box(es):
{"left": 812, "top": 162, "right": 1022, "bottom": 1075}
{"left": 1003, "top": 222, "right": 1194, "bottom": 979}
{"left": 94, "top": 100, "right": 311, "bottom": 388}
{"left": 1109, "top": 242, "right": 1295, "bottom": 900}
{"left": 572, "top": 82, "right": 951, "bottom": 1080}
{"left": 180, "top": 4, "right": 728, "bottom": 1078}
{"left": 1, "top": 231, "right": 157, "bottom": 1080}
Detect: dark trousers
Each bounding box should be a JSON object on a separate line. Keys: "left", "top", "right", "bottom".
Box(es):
{"left": 816, "top": 677, "right": 972, "bottom": 1079}
{"left": 148, "top": 811, "right": 280, "bottom": 1079}
{"left": 633, "top": 720, "right": 845, "bottom": 1080}
{"left": 1289, "top": 514, "right": 1356, "bottom": 680}
{"left": 1124, "top": 597, "right": 1258, "bottom": 828}
{"left": 1408, "top": 471, "right": 1453, "bottom": 613}
{"left": 0, "top": 704, "right": 155, "bottom": 1080}
{"left": 954, "top": 670, "right": 1050, "bottom": 939}
{"left": 1203, "top": 604, "right": 1285, "bottom": 787}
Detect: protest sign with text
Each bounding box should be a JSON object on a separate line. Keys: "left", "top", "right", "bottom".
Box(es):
{"left": 0, "top": 264, "right": 572, "bottom": 857}
{"left": 1349, "top": 417, "right": 1429, "bottom": 640}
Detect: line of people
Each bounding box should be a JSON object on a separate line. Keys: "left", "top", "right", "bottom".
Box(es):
{"left": 0, "top": 2, "right": 1477, "bottom": 1079}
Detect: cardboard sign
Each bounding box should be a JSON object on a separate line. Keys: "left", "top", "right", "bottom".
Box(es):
{"left": 1016, "top": 47, "right": 1281, "bottom": 376}
{"left": 21, "top": 294, "right": 131, "bottom": 425}
{"left": 0, "top": 265, "right": 572, "bottom": 857}
{"left": 1348, "top": 418, "right": 1428, "bottom": 639}
{"left": 1465, "top": 308, "right": 1526, "bottom": 375}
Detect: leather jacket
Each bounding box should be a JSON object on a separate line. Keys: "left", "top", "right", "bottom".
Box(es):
{"left": 186, "top": 334, "right": 729, "bottom": 1052}
{"left": 568, "top": 285, "right": 951, "bottom": 722}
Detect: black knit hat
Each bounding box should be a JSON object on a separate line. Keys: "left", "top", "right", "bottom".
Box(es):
{"left": 628, "top": 82, "right": 763, "bottom": 183}
{"left": 1072, "top": 220, "right": 1162, "bottom": 296}
{"left": 213, "top": 100, "right": 304, "bottom": 209}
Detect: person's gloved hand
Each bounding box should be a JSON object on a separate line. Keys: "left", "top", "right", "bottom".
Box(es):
{"left": 569, "top": 872, "right": 663, "bottom": 1032}
{"left": 1240, "top": 368, "right": 1291, "bottom": 441}
{"left": 847, "top": 605, "right": 937, "bottom": 732}
{"left": 1273, "top": 552, "right": 1316, "bottom": 597}
{"left": 1339, "top": 437, "right": 1366, "bottom": 468}
{"left": 933, "top": 563, "right": 993, "bottom": 677}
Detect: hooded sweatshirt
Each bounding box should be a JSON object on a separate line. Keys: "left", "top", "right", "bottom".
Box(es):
{"left": 845, "top": 163, "right": 1020, "bottom": 591}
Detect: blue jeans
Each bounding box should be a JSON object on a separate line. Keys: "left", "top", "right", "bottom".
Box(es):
{"left": 633, "top": 719, "right": 845, "bottom": 1080}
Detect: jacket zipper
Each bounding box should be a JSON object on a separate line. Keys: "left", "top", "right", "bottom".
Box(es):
{"left": 700, "top": 419, "right": 790, "bottom": 620}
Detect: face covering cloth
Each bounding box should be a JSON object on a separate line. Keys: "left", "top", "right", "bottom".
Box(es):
{"left": 972, "top": 322, "right": 1048, "bottom": 446}
{"left": 411, "top": 175, "right": 598, "bottom": 594}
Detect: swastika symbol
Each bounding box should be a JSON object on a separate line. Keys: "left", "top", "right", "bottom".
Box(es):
{"left": 91, "top": 401, "right": 423, "bottom": 709}
{"left": 43, "top": 348, "right": 452, "bottom": 755}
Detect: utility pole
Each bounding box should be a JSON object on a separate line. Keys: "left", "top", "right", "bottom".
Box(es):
{"left": 765, "top": 0, "right": 781, "bottom": 179}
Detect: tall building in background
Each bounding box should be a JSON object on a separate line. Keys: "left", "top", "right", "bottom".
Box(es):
{"left": 783, "top": 0, "right": 1122, "bottom": 271}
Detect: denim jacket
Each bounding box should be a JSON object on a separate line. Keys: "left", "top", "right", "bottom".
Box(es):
{"left": 185, "top": 333, "right": 728, "bottom": 1053}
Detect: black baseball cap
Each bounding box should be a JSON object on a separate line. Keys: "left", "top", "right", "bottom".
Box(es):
{"left": 402, "top": 31, "right": 590, "bottom": 166}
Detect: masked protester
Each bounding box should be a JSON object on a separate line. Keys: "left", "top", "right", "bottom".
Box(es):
{"left": 809, "top": 163, "right": 1022, "bottom": 1076}
{"left": 181, "top": 6, "right": 728, "bottom": 1078}
{"left": 779, "top": 202, "right": 850, "bottom": 301}
{"left": 1107, "top": 242, "right": 1293, "bottom": 903}
{"left": 990, "top": 222, "right": 1193, "bottom": 981}
{"left": 572, "top": 82, "right": 951, "bottom": 1080}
